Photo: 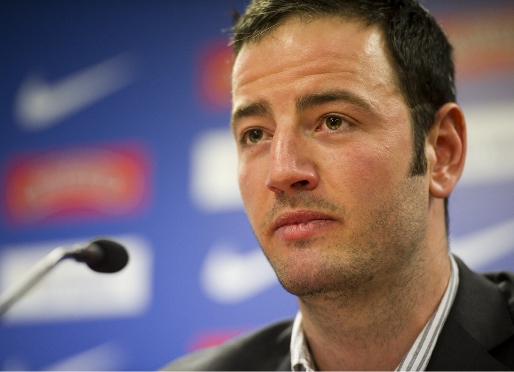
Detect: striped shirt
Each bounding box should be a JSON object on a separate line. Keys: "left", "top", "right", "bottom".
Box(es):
{"left": 291, "top": 254, "right": 460, "bottom": 371}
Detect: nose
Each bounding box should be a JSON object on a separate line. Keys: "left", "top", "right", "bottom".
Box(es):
{"left": 265, "top": 129, "right": 319, "bottom": 195}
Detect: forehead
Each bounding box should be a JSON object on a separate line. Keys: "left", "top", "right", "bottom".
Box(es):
{"left": 231, "top": 16, "right": 399, "bottom": 113}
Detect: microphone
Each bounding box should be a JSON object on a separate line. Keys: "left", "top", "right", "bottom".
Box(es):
{"left": 71, "top": 239, "right": 129, "bottom": 273}
{"left": 0, "top": 238, "right": 129, "bottom": 318}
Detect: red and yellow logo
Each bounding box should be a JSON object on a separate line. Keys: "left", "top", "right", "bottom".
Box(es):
{"left": 439, "top": 6, "right": 514, "bottom": 80}
{"left": 196, "top": 40, "right": 234, "bottom": 110}
{"left": 188, "top": 329, "right": 247, "bottom": 351}
{"left": 2, "top": 143, "right": 151, "bottom": 226}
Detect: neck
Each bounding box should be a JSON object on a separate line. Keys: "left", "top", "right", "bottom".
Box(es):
{"left": 298, "top": 248, "right": 451, "bottom": 371}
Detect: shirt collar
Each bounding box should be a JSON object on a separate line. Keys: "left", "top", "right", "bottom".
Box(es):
{"left": 290, "top": 254, "right": 460, "bottom": 371}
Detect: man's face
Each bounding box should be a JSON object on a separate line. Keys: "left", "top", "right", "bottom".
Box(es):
{"left": 231, "top": 16, "right": 430, "bottom": 299}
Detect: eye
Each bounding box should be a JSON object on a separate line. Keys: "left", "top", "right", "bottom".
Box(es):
{"left": 325, "top": 116, "right": 343, "bottom": 130}
{"left": 242, "top": 128, "right": 264, "bottom": 144}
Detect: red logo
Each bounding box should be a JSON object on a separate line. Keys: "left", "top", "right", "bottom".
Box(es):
{"left": 188, "top": 329, "right": 248, "bottom": 351}
{"left": 2, "top": 143, "right": 152, "bottom": 226}
{"left": 196, "top": 40, "right": 234, "bottom": 110}
{"left": 439, "top": 6, "right": 514, "bottom": 80}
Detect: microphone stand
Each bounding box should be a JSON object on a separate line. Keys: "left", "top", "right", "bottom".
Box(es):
{"left": 0, "top": 245, "right": 80, "bottom": 318}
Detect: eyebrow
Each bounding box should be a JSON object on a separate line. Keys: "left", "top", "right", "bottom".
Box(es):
{"left": 231, "top": 89, "right": 376, "bottom": 131}
{"left": 231, "top": 101, "right": 273, "bottom": 131}
{"left": 295, "top": 90, "right": 376, "bottom": 117}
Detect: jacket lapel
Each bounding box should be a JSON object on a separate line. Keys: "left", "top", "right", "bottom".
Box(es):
{"left": 427, "top": 256, "right": 514, "bottom": 370}
{"left": 275, "top": 322, "right": 293, "bottom": 370}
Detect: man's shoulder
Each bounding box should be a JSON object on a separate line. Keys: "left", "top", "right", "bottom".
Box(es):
{"left": 428, "top": 257, "right": 514, "bottom": 370}
{"left": 453, "top": 256, "right": 514, "bottom": 315}
{"left": 461, "top": 260, "right": 514, "bottom": 320}
{"left": 482, "top": 268, "right": 514, "bottom": 362}
{"left": 162, "top": 318, "right": 294, "bottom": 371}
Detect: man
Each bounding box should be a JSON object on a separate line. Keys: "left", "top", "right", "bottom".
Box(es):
{"left": 165, "top": 0, "right": 514, "bottom": 370}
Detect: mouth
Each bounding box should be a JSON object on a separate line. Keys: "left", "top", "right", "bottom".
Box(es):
{"left": 272, "top": 210, "right": 338, "bottom": 241}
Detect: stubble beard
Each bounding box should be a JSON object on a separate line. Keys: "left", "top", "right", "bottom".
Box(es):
{"left": 256, "top": 177, "right": 428, "bottom": 304}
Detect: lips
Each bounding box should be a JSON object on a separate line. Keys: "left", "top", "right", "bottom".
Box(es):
{"left": 272, "top": 210, "right": 338, "bottom": 241}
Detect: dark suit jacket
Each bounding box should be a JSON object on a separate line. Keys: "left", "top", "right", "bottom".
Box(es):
{"left": 163, "top": 256, "right": 514, "bottom": 370}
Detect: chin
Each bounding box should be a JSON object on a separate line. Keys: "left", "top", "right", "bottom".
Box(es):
{"left": 269, "top": 251, "right": 375, "bottom": 299}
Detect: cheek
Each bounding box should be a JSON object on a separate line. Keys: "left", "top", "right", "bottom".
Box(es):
{"left": 325, "top": 141, "right": 408, "bottom": 203}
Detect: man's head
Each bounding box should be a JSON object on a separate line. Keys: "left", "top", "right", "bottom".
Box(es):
{"left": 230, "top": 0, "right": 465, "bottom": 299}
{"left": 232, "top": 0, "right": 457, "bottom": 231}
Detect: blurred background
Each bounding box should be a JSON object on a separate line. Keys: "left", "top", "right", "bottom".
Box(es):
{"left": 0, "top": 0, "right": 513, "bottom": 370}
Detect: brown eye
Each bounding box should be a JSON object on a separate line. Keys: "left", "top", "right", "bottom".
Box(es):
{"left": 325, "top": 116, "right": 342, "bottom": 130}
{"left": 247, "top": 129, "right": 263, "bottom": 143}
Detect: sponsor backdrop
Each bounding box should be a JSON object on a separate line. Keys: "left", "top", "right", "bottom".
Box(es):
{"left": 0, "top": 0, "right": 513, "bottom": 370}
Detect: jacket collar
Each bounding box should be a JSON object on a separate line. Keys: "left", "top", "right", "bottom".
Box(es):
{"left": 427, "top": 255, "right": 514, "bottom": 370}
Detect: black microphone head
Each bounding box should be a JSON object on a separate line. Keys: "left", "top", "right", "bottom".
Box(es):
{"left": 86, "top": 239, "right": 129, "bottom": 273}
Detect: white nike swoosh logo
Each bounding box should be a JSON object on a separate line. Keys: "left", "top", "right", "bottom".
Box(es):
{"left": 14, "top": 52, "right": 136, "bottom": 131}
{"left": 201, "top": 218, "right": 514, "bottom": 304}
{"left": 451, "top": 216, "right": 514, "bottom": 269}
{"left": 200, "top": 243, "right": 277, "bottom": 304}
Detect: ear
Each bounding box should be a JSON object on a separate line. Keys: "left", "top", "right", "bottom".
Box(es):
{"left": 426, "top": 102, "right": 467, "bottom": 199}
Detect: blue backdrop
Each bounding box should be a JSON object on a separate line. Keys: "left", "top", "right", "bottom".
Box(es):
{"left": 1, "top": 1, "right": 513, "bottom": 370}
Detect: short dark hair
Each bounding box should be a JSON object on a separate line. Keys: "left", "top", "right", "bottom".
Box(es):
{"left": 231, "top": 0, "right": 455, "bottom": 233}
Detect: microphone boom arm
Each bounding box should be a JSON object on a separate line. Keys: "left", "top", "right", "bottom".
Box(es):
{"left": 0, "top": 238, "right": 128, "bottom": 319}
{"left": 0, "top": 246, "right": 73, "bottom": 318}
